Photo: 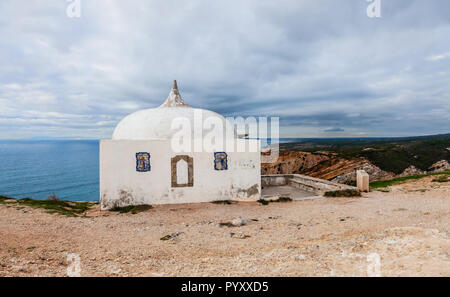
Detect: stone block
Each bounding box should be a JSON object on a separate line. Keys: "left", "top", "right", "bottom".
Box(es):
{"left": 356, "top": 170, "right": 370, "bottom": 192}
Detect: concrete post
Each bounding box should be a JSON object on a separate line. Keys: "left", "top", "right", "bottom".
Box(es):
{"left": 357, "top": 170, "right": 370, "bottom": 192}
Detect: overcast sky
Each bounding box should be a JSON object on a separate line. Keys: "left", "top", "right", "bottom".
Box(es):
{"left": 0, "top": 0, "right": 449, "bottom": 139}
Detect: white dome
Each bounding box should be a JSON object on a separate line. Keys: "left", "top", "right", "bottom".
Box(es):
{"left": 112, "top": 81, "right": 236, "bottom": 140}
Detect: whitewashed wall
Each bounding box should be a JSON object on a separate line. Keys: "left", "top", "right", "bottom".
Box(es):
{"left": 100, "top": 140, "right": 261, "bottom": 210}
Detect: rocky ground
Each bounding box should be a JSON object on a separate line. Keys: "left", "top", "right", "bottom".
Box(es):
{"left": 0, "top": 176, "right": 449, "bottom": 277}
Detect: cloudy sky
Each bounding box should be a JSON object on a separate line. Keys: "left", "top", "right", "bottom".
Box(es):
{"left": 0, "top": 0, "right": 449, "bottom": 139}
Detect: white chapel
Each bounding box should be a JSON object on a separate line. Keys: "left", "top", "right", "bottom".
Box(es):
{"left": 100, "top": 81, "right": 261, "bottom": 210}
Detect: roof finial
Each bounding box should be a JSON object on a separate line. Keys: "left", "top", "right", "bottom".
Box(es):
{"left": 159, "top": 80, "right": 190, "bottom": 108}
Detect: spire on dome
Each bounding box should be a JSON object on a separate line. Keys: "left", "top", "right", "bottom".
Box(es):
{"left": 159, "top": 80, "right": 190, "bottom": 108}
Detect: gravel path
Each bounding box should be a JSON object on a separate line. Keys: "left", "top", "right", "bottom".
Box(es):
{"left": 0, "top": 176, "right": 448, "bottom": 277}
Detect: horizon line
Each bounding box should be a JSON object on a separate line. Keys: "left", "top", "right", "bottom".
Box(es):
{"left": 0, "top": 132, "right": 449, "bottom": 141}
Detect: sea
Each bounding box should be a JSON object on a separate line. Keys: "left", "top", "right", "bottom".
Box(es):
{"left": 0, "top": 140, "right": 99, "bottom": 202}
{"left": 0, "top": 137, "right": 364, "bottom": 202}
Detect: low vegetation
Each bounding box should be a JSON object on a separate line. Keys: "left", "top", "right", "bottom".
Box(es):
{"left": 432, "top": 175, "right": 449, "bottom": 183}
{"left": 0, "top": 195, "right": 97, "bottom": 217}
{"left": 370, "top": 170, "right": 450, "bottom": 189}
{"left": 324, "top": 189, "right": 361, "bottom": 198}
{"left": 258, "top": 197, "right": 293, "bottom": 205}
{"left": 211, "top": 200, "right": 234, "bottom": 205}
{"left": 111, "top": 205, "right": 152, "bottom": 214}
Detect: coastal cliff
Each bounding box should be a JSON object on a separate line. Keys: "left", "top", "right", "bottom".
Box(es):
{"left": 262, "top": 134, "right": 450, "bottom": 184}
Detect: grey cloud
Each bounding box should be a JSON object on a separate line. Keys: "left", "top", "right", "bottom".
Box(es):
{"left": 0, "top": 0, "right": 449, "bottom": 139}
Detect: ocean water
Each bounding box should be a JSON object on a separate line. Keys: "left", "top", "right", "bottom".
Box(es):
{"left": 0, "top": 140, "right": 99, "bottom": 201}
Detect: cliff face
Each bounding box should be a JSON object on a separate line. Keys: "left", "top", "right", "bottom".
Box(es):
{"left": 262, "top": 152, "right": 393, "bottom": 182}
{"left": 303, "top": 157, "right": 395, "bottom": 183}
{"left": 262, "top": 151, "right": 449, "bottom": 184}
{"left": 261, "top": 151, "right": 330, "bottom": 175}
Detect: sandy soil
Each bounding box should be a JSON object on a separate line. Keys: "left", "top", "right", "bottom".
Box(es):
{"left": 0, "top": 176, "right": 448, "bottom": 277}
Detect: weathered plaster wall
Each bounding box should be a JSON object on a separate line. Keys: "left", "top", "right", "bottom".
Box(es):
{"left": 100, "top": 140, "right": 261, "bottom": 210}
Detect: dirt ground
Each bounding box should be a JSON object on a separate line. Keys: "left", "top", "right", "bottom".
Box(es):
{"left": 0, "top": 176, "right": 448, "bottom": 277}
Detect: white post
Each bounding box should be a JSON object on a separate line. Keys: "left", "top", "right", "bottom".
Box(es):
{"left": 357, "top": 170, "right": 370, "bottom": 192}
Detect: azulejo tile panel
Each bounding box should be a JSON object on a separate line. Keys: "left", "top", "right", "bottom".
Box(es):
{"left": 214, "top": 152, "right": 228, "bottom": 171}
{"left": 136, "top": 152, "right": 151, "bottom": 172}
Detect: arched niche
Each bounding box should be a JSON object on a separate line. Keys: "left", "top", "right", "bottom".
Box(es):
{"left": 171, "top": 155, "right": 194, "bottom": 188}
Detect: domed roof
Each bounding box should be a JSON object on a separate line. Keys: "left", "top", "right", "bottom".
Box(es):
{"left": 112, "top": 81, "right": 236, "bottom": 140}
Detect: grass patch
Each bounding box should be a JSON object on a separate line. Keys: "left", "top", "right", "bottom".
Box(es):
{"left": 0, "top": 196, "right": 97, "bottom": 217}
{"left": 370, "top": 170, "right": 450, "bottom": 189}
{"left": 324, "top": 189, "right": 361, "bottom": 198}
{"left": 258, "top": 197, "right": 293, "bottom": 205}
{"left": 111, "top": 205, "right": 152, "bottom": 214}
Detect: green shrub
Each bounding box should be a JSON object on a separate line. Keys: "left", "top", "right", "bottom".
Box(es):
{"left": 257, "top": 199, "right": 269, "bottom": 205}
{"left": 258, "top": 197, "right": 293, "bottom": 205}
{"left": 324, "top": 189, "right": 361, "bottom": 198}
{"left": 111, "top": 205, "right": 152, "bottom": 214}
{"left": 211, "top": 200, "right": 233, "bottom": 205}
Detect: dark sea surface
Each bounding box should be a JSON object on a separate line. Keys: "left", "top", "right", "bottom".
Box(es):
{"left": 0, "top": 140, "right": 99, "bottom": 201}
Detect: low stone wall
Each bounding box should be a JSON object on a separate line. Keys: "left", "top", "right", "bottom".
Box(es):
{"left": 262, "top": 174, "right": 359, "bottom": 195}
{"left": 261, "top": 175, "right": 290, "bottom": 187}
